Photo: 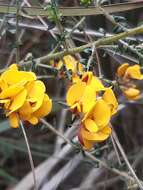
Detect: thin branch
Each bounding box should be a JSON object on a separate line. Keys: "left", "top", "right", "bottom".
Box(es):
{"left": 20, "top": 121, "right": 38, "bottom": 190}
{"left": 20, "top": 24, "right": 143, "bottom": 65}
{"left": 99, "top": 5, "right": 143, "bottom": 60}
{"left": 16, "top": 0, "right": 20, "bottom": 64}
{"left": 0, "top": 2, "right": 143, "bottom": 16}
{"left": 111, "top": 127, "right": 143, "bottom": 189}
{"left": 111, "top": 134, "right": 122, "bottom": 166}
{"left": 40, "top": 118, "right": 143, "bottom": 187}
{"left": 41, "top": 154, "right": 82, "bottom": 190}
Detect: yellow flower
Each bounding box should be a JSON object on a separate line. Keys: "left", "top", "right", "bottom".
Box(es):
{"left": 1, "top": 64, "right": 36, "bottom": 85}
{"left": 66, "top": 71, "right": 118, "bottom": 149}
{"left": 57, "top": 55, "right": 83, "bottom": 74}
{"left": 123, "top": 88, "right": 141, "bottom": 100}
{"left": 117, "top": 63, "right": 143, "bottom": 100}
{"left": 0, "top": 64, "right": 52, "bottom": 128}
{"left": 79, "top": 123, "right": 112, "bottom": 150}
{"left": 52, "top": 55, "right": 84, "bottom": 82}
{"left": 117, "top": 63, "right": 129, "bottom": 77}
{"left": 103, "top": 88, "right": 118, "bottom": 115}
{"left": 78, "top": 103, "right": 112, "bottom": 149}
{"left": 66, "top": 72, "right": 105, "bottom": 114}
{"left": 79, "top": 96, "right": 117, "bottom": 149}
{"left": 81, "top": 72, "right": 105, "bottom": 91}
{"left": 82, "top": 90, "right": 117, "bottom": 149}
{"left": 117, "top": 63, "right": 143, "bottom": 80}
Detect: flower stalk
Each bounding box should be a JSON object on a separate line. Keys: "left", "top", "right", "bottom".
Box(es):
{"left": 20, "top": 120, "right": 38, "bottom": 190}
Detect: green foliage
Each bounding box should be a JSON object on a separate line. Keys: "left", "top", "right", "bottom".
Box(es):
{"left": 45, "top": 3, "right": 62, "bottom": 22}
{"left": 80, "top": 0, "right": 93, "bottom": 6}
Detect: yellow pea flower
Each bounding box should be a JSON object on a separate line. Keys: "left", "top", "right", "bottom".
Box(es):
{"left": 103, "top": 88, "right": 118, "bottom": 115}
{"left": 26, "top": 80, "right": 46, "bottom": 112}
{"left": 117, "top": 63, "right": 143, "bottom": 80}
{"left": 67, "top": 70, "right": 118, "bottom": 149}
{"left": 57, "top": 55, "right": 83, "bottom": 74}
{"left": 9, "top": 112, "right": 20, "bottom": 128}
{"left": 79, "top": 96, "right": 117, "bottom": 149}
{"left": 0, "top": 64, "right": 52, "bottom": 128}
{"left": 1, "top": 64, "right": 36, "bottom": 85}
{"left": 66, "top": 81, "right": 86, "bottom": 108}
{"left": 92, "top": 99, "right": 111, "bottom": 127}
{"left": 78, "top": 123, "right": 111, "bottom": 150}
{"left": 126, "top": 65, "right": 143, "bottom": 80}
{"left": 33, "top": 94, "right": 52, "bottom": 118}
{"left": 66, "top": 72, "right": 105, "bottom": 114}
{"left": 8, "top": 89, "right": 27, "bottom": 113}
{"left": 117, "top": 63, "right": 129, "bottom": 77}
{"left": 117, "top": 63, "right": 143, "bottom": 100}
{"left": 52, "top": 55, "right": 83, "bottom": 82}
{"left": 81, "top": 72, "right": 105, "bottom": 91}
{"left": 123, "top": 88, "right": 141, "bottom": 100}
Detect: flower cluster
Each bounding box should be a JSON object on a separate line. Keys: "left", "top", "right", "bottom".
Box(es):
{"left": 66, "top": 72, "right": 118, "bottom": 149}
{"left": 51, "top": 55, "right": 83, "bottom": 82}
{"left": 117, "top": 63, "right": 143, "bottom": 100}
{"left": 0, "top": 64, "right": 52, "bottom": 128}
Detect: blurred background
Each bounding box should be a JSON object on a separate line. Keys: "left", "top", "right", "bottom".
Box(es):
{"left": 0, "top": 0, "right": 143, "bottom": 190}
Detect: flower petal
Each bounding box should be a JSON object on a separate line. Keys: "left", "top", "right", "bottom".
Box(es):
{"left": 28, "top": 116, "right": 38, "bottom": 125}
{"left": 81, "top": 125, "right": 111, "bottom": 141}
{"left": 78, "top": 126, "right": 94, "bottom": 149}
{"left": 1, "top": 70, "right": 36, "bottom": 85}
{"left": 84, "top": 119, "right": 98, "bottom": 132}
{"left": 9, "top": 89, "right": 27, "bottom": 113}
{"left": 9, "top": 64, "right": 18, "bottom": 70}
{"left": 81, "top": 86, "right": 96, "bottom": 113}
{"left": 66, "top": 82, "right": 86, "bottom": 106}
{"left": 82, "top": 72, "right": 105, "bottom": 91}
{"left": 117, "top": 63, "right": 129, "bottom": 77}
{"left": 63, "top": 55, "right": 77, "bottom": 72}
{"left": 93, "top": 99, "right": 111, "bottom": 127}
{"left": 101, "top": 125, "right": 112, "bottom": 135}
{"left": 27, "top": 80, "right": 46, "bottom": 112}
{"left": 34, "top": 94, "right": 52, "bottom": 118}
{"left": 71, "top": 102, "right": 82, "bottom": 113}
{"left": 82, "top": 72, "right": 93, "bottom": 84}
{"left": 126, "top": 65, "right": 143, "bottom": 80}
{"left": 103, "top": 88, "right": 118, "bottom": 115}
{"left": 82, "top": 138, "right": 94, "bottom": 150}
{"left": 19, "top": 101, "right": 33, "bottom": 120}
{"left": 89, "top": 77, "right": 105, "bottom": 92}
{"left": 9, "top": 112, "right": 19, "bottom": 128}
{"left": 0, "top": 79, "right": 8, "bottom": 92}
{"left": 124, "top": 88, "right": 140, "bottom": 100}
{"left": 0, "top": 83, "right": 24, "bottom": 99}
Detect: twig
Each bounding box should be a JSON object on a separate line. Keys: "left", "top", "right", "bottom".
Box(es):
{"left": 99, "top": 5, "right": 143, "bottom": 60}
{"left": 111, "top": 134, "right": 122, "bottom": 165}
{"left": 20, "top": 121, "right": 38, "bottom": 190}
{"left": 111, "top": 127, "right": 143, "bottom": 189}
{"left": 54, "top": 109, "right": 67, "bottom": 153}
{"left": 20, "top": 24, "right": 143, "bottom": 65}
{"left": 40, "top": 118, "right": 73, "bottom": 147}
{"left": 95, "top": 48, "right": 102, "bottom": 77}
{"left": 86, "top": 45, "right": 96, "bottom": 71}
{"left": 16, "top": 0, "right": 20, "bottom": 64}
{"left": 40, "top": 118, "right": 143, "bottom": 186}
{"left": 41, "top": 154, "right": 82, "bottom": 190}
{"left": 0, "top": 2, "right": 143, "bottom": 16}
{"left": 23, "top": 0, "right": 57, "bottom": 40}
